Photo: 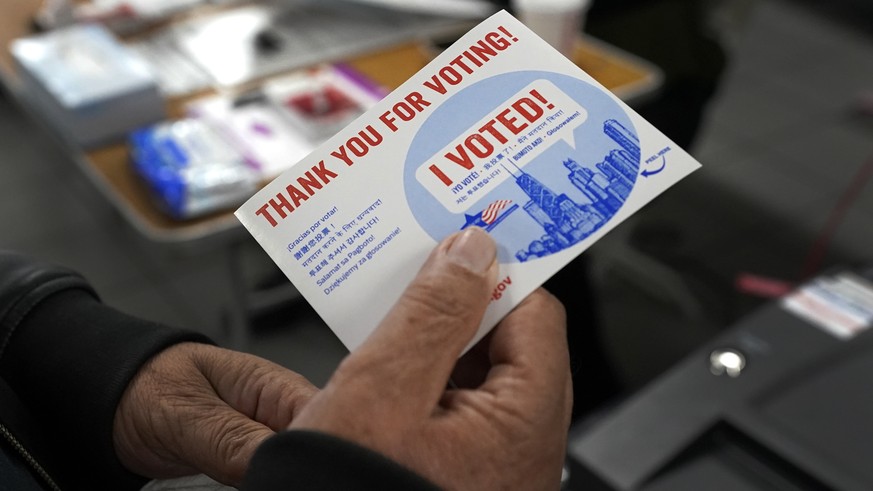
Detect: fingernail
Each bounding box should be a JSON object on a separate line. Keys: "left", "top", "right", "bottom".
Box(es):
{"left": 446, "top": 227, "right": 496, "bottom": 273}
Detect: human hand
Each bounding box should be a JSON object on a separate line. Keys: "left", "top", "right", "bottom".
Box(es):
{"left": 290, "top": 227, "right": 572, "bottom": 490}
{"left": 113, "top": 343, "right": 318, "bottom": 486}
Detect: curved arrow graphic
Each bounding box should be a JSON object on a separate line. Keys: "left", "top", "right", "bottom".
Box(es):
{"left": 641, "top": 155, "right": 666, "bottom": 178}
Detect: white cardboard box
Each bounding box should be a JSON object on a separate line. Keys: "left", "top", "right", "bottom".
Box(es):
{"left": 12, "top": 23, "right": 165, "bottom": 147}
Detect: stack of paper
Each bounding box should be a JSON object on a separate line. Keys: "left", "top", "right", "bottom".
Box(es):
{"left": 12, "top": 24, "right": 164, "bottom": 147}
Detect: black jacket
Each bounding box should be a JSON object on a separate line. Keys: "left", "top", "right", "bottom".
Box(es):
{"left": 0, "top": 251, "right": 438, "bottom": 491}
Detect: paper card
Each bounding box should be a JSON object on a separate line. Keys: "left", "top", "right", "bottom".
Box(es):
{"left": 236, "top": 10, "right": 701, "bottom": 351}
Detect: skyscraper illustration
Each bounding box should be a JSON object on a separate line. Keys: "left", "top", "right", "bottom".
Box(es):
{"left": 459, "top": 118, "right": 641, "bottom": 262}
{"left": 595, "top": 162, "right": 632, "bottom": 201}
{"left": 507, "top": 165, "right": 597, "bottom": 241}
{"left": 604, "top": 119, "right": 640, "bottom": 161}
{"left": 523, "top": 201, "right": 552, "bottom": 229}
{"left": 501, "top": 160, "right": 608, "bottom": 256}
{"left": 565, "top": 159, "right": 622, "bottom": 217}
{"left": 605, "top": 149, "right": 639, "bottom": 181}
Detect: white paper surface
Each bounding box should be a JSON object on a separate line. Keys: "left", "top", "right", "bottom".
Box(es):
{"left": 236, "top": 11, "right": 701, "bottom": 351}
{"left": 782, "top": 273, "right": 873, "bottom": 339}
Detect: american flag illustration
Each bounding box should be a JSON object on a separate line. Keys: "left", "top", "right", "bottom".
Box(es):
{"left": 481, "top": 199, "right": 512, "bottom": 225}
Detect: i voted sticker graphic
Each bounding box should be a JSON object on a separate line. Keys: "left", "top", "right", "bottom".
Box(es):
{"left": 415, "top": 79, "right": 588, "bottom": 213}
{"left": 404, "top": 71, "right": 641, "bottom": 263}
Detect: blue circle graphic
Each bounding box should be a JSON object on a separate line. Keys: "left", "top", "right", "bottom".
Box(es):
{"left": 403, "top": 71, "right": 640, "bottom": 263}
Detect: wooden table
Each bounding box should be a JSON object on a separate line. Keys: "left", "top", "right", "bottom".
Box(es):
{"left": 0, "top": 1, "right": 663, "bottom": 245}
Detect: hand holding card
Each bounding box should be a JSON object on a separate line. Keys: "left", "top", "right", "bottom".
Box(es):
{"left": 287, "top": 228, "right": 572, "bottom": 491}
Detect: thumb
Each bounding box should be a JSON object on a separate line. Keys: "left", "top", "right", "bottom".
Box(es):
{"left": 330, "top": 227, "right": 498, "bottom": 416}
{"left": 180, "top": 406, "right": 275, "bottom": 486}
{"left": 184, "top": 348, "right": 319, "bottom": 485}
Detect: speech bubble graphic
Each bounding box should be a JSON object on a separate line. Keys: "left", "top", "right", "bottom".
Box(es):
{"left": 415, "top": 79, "right": 588, "bottom": 213}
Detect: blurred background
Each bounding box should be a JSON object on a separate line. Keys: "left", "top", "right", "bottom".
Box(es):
{"left": 1, "top": 0, "right": 872, "bottom": 412}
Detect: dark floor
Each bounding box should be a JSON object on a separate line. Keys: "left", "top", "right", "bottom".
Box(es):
{"left": 1, "top": 0, "right": 872, "bottom": 391}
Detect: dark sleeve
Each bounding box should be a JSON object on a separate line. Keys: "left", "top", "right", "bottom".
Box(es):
{"left": 242, "top": 430, "right": 442, "bottom": 491}
{"left": 0, "top": 251, "right": 212, "bottom": 490}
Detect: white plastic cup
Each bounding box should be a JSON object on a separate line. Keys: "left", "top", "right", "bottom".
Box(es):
{"left": 511, "top": 0, "right": 592, "bottom": 58}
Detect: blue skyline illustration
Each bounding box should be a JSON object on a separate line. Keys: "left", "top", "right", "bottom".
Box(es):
{"left": 484, "top": 119, "right": 640, "bottom": 262}
{"left": 403, "top": 71, "right": 644, "bottom": 264}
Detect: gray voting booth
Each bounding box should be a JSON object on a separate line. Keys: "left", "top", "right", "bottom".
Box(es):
{"left": 565, "top": 268, "right": 873, "bottom": 491}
